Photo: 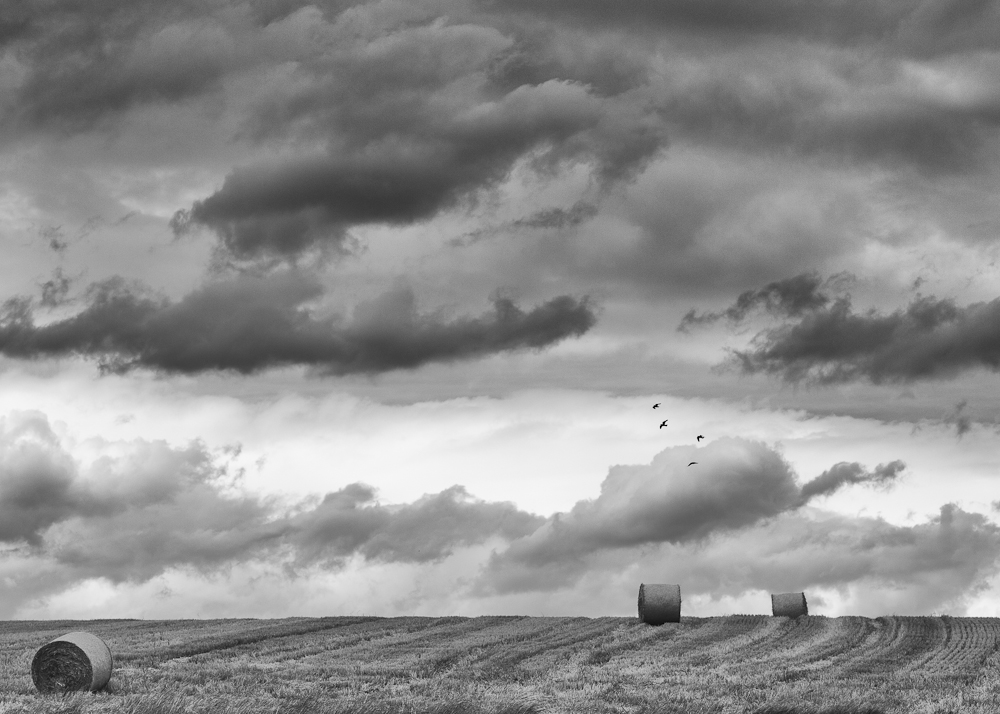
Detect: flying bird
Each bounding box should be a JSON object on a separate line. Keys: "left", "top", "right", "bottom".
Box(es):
{"left": 653, "top": 403, "right": 660, "bottom": 409}
{"left": 696, "top": 435, "right": 704, "bottom": 441}
{"left": 688, "top": 461, "right": 698, "bottom": 466}
{"left": 659, "top": 420, "right": 668, "bottom": 428}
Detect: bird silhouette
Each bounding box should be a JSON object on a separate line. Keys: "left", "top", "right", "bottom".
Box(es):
{"left": 659, "top": 420, "right": 668, "bottom": 428}
{"left": 696, "top": 435, "right": 704, "bottom": 441}
{"left": 652, "top": 403, "right": 660, "bottom": 409}
{"left": 687, "top": 461, "right": 698, "bottom": 466}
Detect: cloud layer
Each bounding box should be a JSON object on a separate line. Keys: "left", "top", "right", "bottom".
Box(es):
{"left": 5, "top": 409, "right": 997, "bottom": 619}
{"left": 3, "top": 0, "right": 1000, "bottom": 622}
{"left": 484, "top": 0, "right": 1000, "bottom": 57}
{"left": 0, "top": 271, "right": 597, "bottom": 376}
{"left": 172, "top": 76, "right": 665, "bottom": 261}
{"left": 475, "top": 437, "right": 911, "bottom": 593}
{"left": 0, "top": 410, "right": 544, "bottom": 593}
{"left": 3, "top": 0, "right": 1000, "bottom": 309}
{"left": 682, "top": 272, "right": 1000, "bottom": 385}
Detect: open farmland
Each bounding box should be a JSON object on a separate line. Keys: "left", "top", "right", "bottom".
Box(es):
{"left": 2, "top": 615, "right": 1000, "bottom": 714}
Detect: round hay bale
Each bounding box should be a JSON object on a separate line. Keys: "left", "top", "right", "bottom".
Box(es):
{"left": 31, "top": 631, "right": 113, "bottom": 693}
{"left": 771, "top": 592, "right": 808, "bottom": 618}
{"left": 637, "top": 583, "right": 681, "bottom": 625}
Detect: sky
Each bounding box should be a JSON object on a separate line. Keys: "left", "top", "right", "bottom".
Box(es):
{"left": 1, "top": 0, "right": 1000, "bottom": 621}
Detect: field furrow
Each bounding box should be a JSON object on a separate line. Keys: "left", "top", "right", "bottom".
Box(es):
{"left": 769, "top": 615, "right": 877, "bottom": 678}
{"left": 460, "top": 616, "right": 624, "bottom": 679}
{"left": 5, "top": 614, "right": 1000, "bottom": 713}
{"left": 895, "top": 616, "right": 1000, "bottom": 678}
{"left": 690, "top": 615, "right": 786, "bottom": 668}
{"left": 150, "top": 617, "right": 384, "bottom": 665}
{"left": 626, "top": 616, "right": 748, "bottom": 658}
{"left": 834, "top": 617, "right": 943, "bottom": 677}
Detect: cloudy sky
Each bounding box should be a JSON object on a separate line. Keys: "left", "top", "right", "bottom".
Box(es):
{"left": 2, "top": 0, "right": 1000, "bottom": 621}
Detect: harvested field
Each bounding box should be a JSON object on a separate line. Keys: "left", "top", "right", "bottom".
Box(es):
{"left": 1, "top": 615, "right": 1000, "bottom": 714}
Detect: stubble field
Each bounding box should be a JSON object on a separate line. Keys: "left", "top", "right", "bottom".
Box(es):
{"left": 2, "top": 614, "right": 1000, "bottom": 714}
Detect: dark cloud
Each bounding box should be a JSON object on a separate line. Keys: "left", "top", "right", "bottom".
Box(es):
{"left": 678, "top": 271, "right": 851, "bottom": 332}
{"left": 894, "top": 0, "right": 1000, "bottom": 56}
{"left": 653, "top": 51, "right": 1000, "bottom": 175}
{"left": 175, "top": 77, "right": 665, "bottom": 262}
{"left": 481, "top": 0, "right": 1000, "bottom": 55}
{"left": 0, "top": 271, "right": 598, "bottom": 376}
{"left": 450, "top": 201, "right": 598, "bottom": 247}
{"left": 814, "top": 101, "right": 991, "bottom": 173}
{"left": 513, "top": 202, "right": 599, "bottom": 230}
{"left": 0, "top": 0, "right": 33, "bottom": 48}
{"left": 8, "top": 0, "right": 996, "bottom": 283}
{"left": 713, "top": 289, "right": 1000, "bottom": 385}
{"left": 8, "top": 0, "right": 1000, "bottom": 149}
{"left": 1, "top": 1, "right": 258, "bottom": 135}
{"left": 482, "top": 0, "right": 893, "bottom": 39}
{"left": 151, "top": 7, "right": 667, "bottom": 265}
{"left": 796, "top": 459, "right": 907, "bottom": 504}
{"left": 484, "top": 26, "right": 652, "bottom": 98}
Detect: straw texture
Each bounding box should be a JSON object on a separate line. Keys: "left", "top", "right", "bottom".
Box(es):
{"left": 637, "top": 583, "right": 681, "bottom": 625}
{"left": 31, "top": 631, "right": 113, "bottom": 693}
{"left": 771, "top": 591, "right": 808, "bottom": 618}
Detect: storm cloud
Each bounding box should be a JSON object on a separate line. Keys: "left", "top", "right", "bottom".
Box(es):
{"left": 173, "top": 76, "right": 666, "bottom": 262}
{"left": 161, "top": 1, "right": 1000, "bottom": 264}
{"left": 0, "top": 270, "right": 598, "bottom": 376}
{"left": 1, "top": 0, "right": 280, "bottom": 135}
{"left": 482, "top": 0, "right": 1000, "bottom": 55}
{"left": 714, "top": 289, "right": 1000, "bottom": 385}
{"left": 5, "top": 0, "right": 1000, "bottom": 275}
{"left": 678, "top": 271, "right": 851, "bottom": 332}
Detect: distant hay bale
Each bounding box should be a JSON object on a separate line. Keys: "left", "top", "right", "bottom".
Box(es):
{"left": 771, "top": 592, "right": 808, "bottom": 618}
{"left": 31, "top": 631, "right": 113, "bottom": 693}
{"left": 637, "top": 583, "right": 681, "bottom": 625}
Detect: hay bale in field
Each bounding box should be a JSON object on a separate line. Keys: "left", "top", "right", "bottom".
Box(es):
{"left": 637, "top": 583, "right": 681, "bottom": 625}
{"left": 771, "top": 592, "right": 808, "bottom": 618}
{"left": 31, "top": 631, "right": 113, "bottom": 693}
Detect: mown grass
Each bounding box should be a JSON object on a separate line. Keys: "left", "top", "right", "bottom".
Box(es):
{"left": 0, "top": 693, "right": 901, "bottom": 714}
{"left": 0, "top": 691, "right": 551, "bottom": 714}
{"left": 3, "top": 615, "right": 999, "bottom": 714}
